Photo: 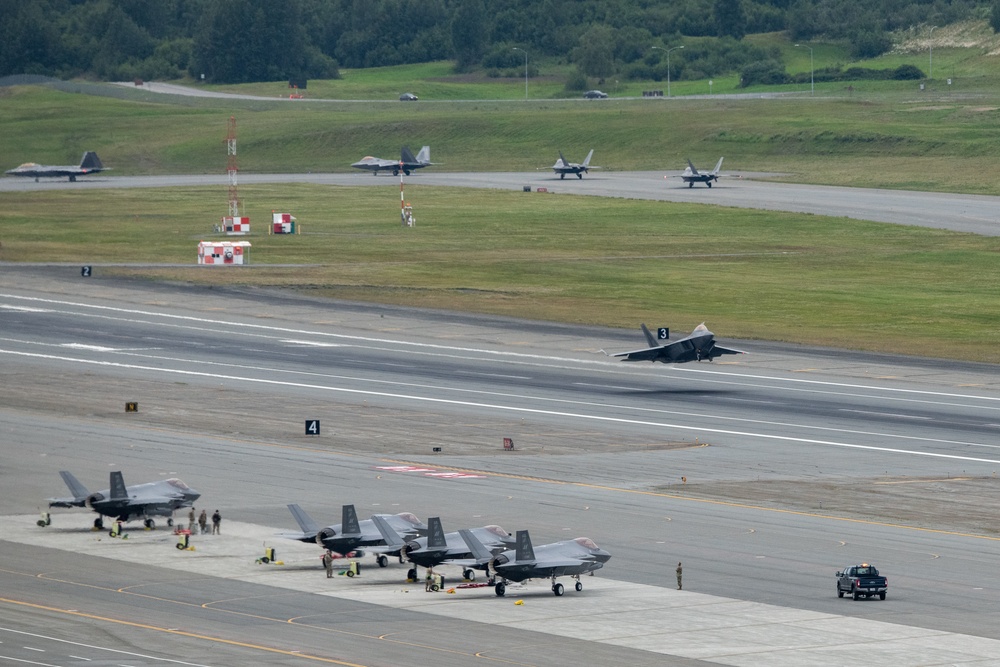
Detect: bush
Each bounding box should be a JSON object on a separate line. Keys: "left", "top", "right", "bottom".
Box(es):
{"left": 564, "top": 69, "right": 587, "bottom": 92}
{"left": 739, "top": 59, "right": 787, "bottom": 87}
{"left": 892, "top": 64, "right": 924, "bottom": 80}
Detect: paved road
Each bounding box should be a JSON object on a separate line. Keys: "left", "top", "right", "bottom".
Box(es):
{"left": 3, "top": 170, "right": 999, "bottom": 236}
{"left": 2, "top": 271, "right": 1000, "bottom": 665}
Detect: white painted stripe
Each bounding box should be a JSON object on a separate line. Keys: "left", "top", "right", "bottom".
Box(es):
{"left": 0, "top": 627, "right": 212, "bottom": 666}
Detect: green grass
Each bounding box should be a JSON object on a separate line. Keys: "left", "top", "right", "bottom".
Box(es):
{"left": 2, "top": 184, "right": 998, "bottom": 363}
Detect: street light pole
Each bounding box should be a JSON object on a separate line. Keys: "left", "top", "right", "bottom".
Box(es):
{"left": 666, "top": 45, "right": 684, "bottom": 98}
{"left": 795, "top": 44, "right": 814, "bottom": 96}
{"left": 513, "top": 47, "right": 527, "bottom": 100}
{"left": 928, "top": 26, "right": 936, "bottom": 79}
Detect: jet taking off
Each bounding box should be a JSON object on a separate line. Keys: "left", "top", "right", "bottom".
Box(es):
{"left": 351, "top": 145, "right": 433, "bottom": 176}
{"left": 550, "top": 150, "right": 598, "bottom": 179}
{"left": 47, "top": 470, "right": 199, "bottom": 530}
{"left": 460, "top": 528, "right": 611, "bottom": 597}
{"left": 6, "top": 152, "right": 107, "bottom": 182}
{"left": 372, "top": 515, "right": 514, "bottom": 582}
{"left": 606, "top": 323, "right": 745, "bottom": 363}
{"left": 680, "top": 157, "right": 724, "bottom": 187}
{"left": 280, "top": 503, "right": 427, "bottom": 567}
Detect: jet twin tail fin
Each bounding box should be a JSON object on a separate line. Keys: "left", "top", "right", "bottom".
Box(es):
{"left": 371, "top": 514, "right": 406, "bottom": 548}
{"left": 287, "top": 503, "right": 321, "bottom": 535}
{"left": 415, "top": 146, "right": 430, "bottom": 164}
{"left": 80, "top": 152, "right": 103, "bottom": 170}
{"left": 342, "top": 504, "right": 362, "bottom": 536}
{"left": 640, "top": 323, "right": 660, "bottom": 348}
{"left": 583, "top": 149, "right": 594, "bottom": 167}
{"left": 458, "top": 528, "right": 494, "bottom": 562}
{"left": 425, "top": 517, "right": 447, "bottom": 549}
{"left": 711, "top": 157, "right": 724, "bottom": 175}
{"left": 59, "top": 471, "right": 90, "bottom": 500}
{"left": 514, "top": 530, "right": 535, "bottom": 561}
{"left": 400, "top": 145, "right": 417, "bottom": 164}
{"left": 109, "top": 471, "right": 127, "bottom": 500}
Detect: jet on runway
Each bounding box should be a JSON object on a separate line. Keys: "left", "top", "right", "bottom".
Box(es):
{"left": 47, "top": 470, "right": 199, "bottom": 530}
{"left": 460, "top": 528, "right": 611, "bottom": 597}
{"left": 372, "top": 515, "right": 514, "bottom": 581}
{"left": 550, "top": 150, "right": 598, "bottom": 179}
{"left": 680, "top": 157, "right": 723, "bottom": 187}
{"left": 605, "top": 323, "right": 745, "bottom": 363}
{"left": 6, "top": 152, "right": 107, "bottom": 182}
{"left": 280, "top": 503, "right": 427, "bottom": 567}
{"left": 351, "top": 145, "right": 433, "bottom": 176}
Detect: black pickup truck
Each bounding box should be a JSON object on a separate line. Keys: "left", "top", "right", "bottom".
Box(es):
{"left": 836, "top": 563, "right": 888, "bottom": 600}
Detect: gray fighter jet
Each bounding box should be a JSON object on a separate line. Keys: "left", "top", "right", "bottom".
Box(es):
{"left": 605, "top": 322, "right": 745, "bottom": 363}
{"left": 351, "top": 145, "right": 432, "bottom": 176}
{"left": 280, "top": 503, "right": 427, "bottom": 567}
{"left": 6, "top": 152, "right": 107, "bottom": 182}
{"left": 372, "top": 515, "right": 514, "bottom": 581}
{"left": 47, "top": 470, "right": 199, "bottom": 530}
{"left": 680, "top": 157, "right": 723, "bottom": 187}
{"left": 550, "top": 149, "right": 598, "bottom": 179}
{"left": 460, "top": 528, "right": 611, "bottom": 597}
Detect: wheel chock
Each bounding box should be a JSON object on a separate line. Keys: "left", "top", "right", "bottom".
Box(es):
{"left": 515, "top": 600, "right": 524, "bottom": 605}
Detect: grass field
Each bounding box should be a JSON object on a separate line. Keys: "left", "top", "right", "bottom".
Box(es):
{"left": 2, "top": 184, "right": 998, "bottom": 362}
{"left": 2, "top": 29, "right": 1000, "bottom": 364}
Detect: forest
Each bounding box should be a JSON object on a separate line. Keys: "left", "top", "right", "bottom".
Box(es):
{"left": 1, "top": 0, "right": 998, "bottom": 84}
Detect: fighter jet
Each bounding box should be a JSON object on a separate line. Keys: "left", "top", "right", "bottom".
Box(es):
{"left": 550, "top": 149, "right": 598, "bottom": 179}
{"left": 6, "top": 152, "right": 107, "bottom": 182}
{"left": 372, "top": 515, "right": 514, "bottom": 581}
{"left": 605, "top": 322, "right": 745, "bottom": 363}
{"left": 280, "top": 503, "right": 427, "bottom": 567}
{"left": 459, "top": 528, "right": 611, "bottom": 597}
{"left": 351, "top": 145, "right": 433, "bottom": 176}
{"left": 47, "top": 470, "right": 199, "bottom": 530}
{"left": 680, "top": 157, "right": 723, "bottom": 187}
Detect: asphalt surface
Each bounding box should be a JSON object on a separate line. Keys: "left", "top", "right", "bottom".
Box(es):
{"left": 3, "top": 170, "right": 1000, "bottom": 236}
{"left": 3, "top": 269, "right": 1000, "bottom": 665}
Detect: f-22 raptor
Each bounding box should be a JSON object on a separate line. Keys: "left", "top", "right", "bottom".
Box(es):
{"left": 681, "top": 157, "right": 724, "bottom": 187}
{"left": 606, "top": 323, "right": 745, "bottom": 363}
{"left": 47, "top": 470, "right": 200, "bottom": 530}
{"left": 550, "top": 150, "right": 598, "bottom": 179}
{"left": 351, "top": 145, "right": 433, "bottom": 176}
{"left": 281, "top": 503, "right": 427, "bottom": 567}
{"left": 6, "top": 152, "right": 107, "bottom": 182}
{"left": 460, "top": 528, "right": 611, "bottom": 597}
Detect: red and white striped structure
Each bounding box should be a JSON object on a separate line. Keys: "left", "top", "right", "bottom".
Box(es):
{"left": 400, "top": 165, "right": 414, "bottom": 226}
{"left": 271, "top": 212, "right": 297, "bottom": 234}
{"left": 222, "top": 216, "right": 250, "bottom": 235}
{"left": 198, "top": 241, "right": 251, "bottom": 265}
{"left": 223, "top": 116, "right": 249, "bottom": 235}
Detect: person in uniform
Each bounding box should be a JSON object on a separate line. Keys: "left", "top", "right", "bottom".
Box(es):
{"left": 322, "top": 551, "right": 334, "bottom": 578}
{"left": 188, "top": 507, "right": 196, "bottom": 532}
{"left": 676, "top": 562, "right": 683, "bottom": 590}
{"left": 198, "top": 509, "right": 208, "bottom": 534}
{"left": 211, "top": 509, "right": 222, "bottom": 534}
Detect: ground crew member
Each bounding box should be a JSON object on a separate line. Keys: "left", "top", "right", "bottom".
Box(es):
{"left": 322, "top": 551, "right": 334, "bottom": 578}
{"left": 198, "top": 509, "right": 208, "bottom": 534}
{"left": 676, "top": 562, "right": 683, "bottom": 590}
{"left": 188, "top": 507, "right": 196, "bottom": 532}
{"left": 211, "top": 509, "right": 221, "bottom": 534}
{"left": 425, "top": 567, "right": 435, "bottom": 591}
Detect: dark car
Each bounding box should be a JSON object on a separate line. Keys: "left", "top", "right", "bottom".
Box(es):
{"left": 836, "top": 563, "right": 888, "bottom": 601}
{"left": 583, "top": 90, "right": 608, "bottom": 99}
{"left": 399, "top": 92, "right": 418, "bottom": 101}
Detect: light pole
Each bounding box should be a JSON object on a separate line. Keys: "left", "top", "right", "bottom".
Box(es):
{"left": 512, "top": 47, "right": 527, "bottom": 100}
{"left": 928, "top": 26, "right": 936, "bottom": 79}
{"left": 795, "top": 44, "right": 814, "bottom": 96}
{"left": 665, "top": 45, "right": 684, "bottom": 98}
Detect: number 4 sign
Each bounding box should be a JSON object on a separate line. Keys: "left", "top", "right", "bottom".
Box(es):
{"left": 305, "top": 420, "right": 320, "bottom": 435}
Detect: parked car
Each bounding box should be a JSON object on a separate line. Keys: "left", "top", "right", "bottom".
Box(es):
{"left": 583, "top": 90, "right": 608, "bottom": 99}
{"left": 836, "top": 563, "right": 888, "bottom": 601}
{"left": 399, "top": 92, "right": 418, "bottom": 101}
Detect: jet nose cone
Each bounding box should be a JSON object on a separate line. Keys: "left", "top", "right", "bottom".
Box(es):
{"left": 187, "top": 489, "right": 201, "bottom": 502}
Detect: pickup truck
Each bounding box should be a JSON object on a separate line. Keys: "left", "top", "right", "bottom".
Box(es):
{"left": 836, "top": 563, "right": 888, "bottom": 600}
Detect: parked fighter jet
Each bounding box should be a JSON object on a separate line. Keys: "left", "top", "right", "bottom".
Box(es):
{"left": 605, "top": 323, "right": 745, "bottom": 363}
{"left": 550, "top": 150, "right": 598, "bottom": 179}
{"left": 280, "top": 503, "right": 427, "bottom": 566}
{"left": 6, "top": 152, "right": 107, "bottom": 182}
{"left": 680, "top": 157, "right": 723, "bottom": 187}
{"left": 351, "top": 145, "right": 433, "bottom": 176}
{"left": 460, "top": 529, "right": 611, "bottom": 597}
{"left": 47, "top": 470, "right": 199, "bottom": 530}
{"left": 372, "top": 515, "right": 514, "bottom": 581}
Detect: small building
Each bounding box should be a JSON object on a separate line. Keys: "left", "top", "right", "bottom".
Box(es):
{"left": 222, "top": 216, "right": 250, "bottom": 235}
{"left": 271, "top": 212, "right": 297, "bottom": 234}
{"left": 198, "top": 241, "right": 251, "bottom": 265}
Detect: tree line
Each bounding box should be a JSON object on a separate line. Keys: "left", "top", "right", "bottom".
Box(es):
{"left": 0, "top": 0, "right": 996, "bottom": 85}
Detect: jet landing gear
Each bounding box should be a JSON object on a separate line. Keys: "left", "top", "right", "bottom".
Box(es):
{"left": 143, "top": 518, "right": 156, "bottom": 529}
{"left": 94, "top": 517, "right": 104, "bottom": 530}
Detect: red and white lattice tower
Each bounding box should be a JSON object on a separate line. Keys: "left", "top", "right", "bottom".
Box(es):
{"left": 226, "top": 116, "right": 240, "bottom": 217}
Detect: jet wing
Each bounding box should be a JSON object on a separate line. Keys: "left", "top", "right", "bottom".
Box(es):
{"left": 710, "top": 344, "right": 745, "bottom": 356}
{"left": 47, "top": 496, "right": 86, "bottom": 508}
{"left": 608, "top": 345, "right": 667, "bottom": 362}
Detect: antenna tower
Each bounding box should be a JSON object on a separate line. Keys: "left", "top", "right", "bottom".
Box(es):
{"left": 227, "top": 116, "right": 240, "bottom": 217}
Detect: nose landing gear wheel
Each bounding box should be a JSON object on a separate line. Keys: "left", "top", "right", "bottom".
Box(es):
{"left": 495, "top": 582, "right": 506, "bottom": 597}
{"left": 575, "top": 581, "right": 583, "bottom": 592}
{"left": 144, "top": 518, "right": 155, "bottom": 529}
{"left": 463, "top": 569, "right": 475, "bottom": 581}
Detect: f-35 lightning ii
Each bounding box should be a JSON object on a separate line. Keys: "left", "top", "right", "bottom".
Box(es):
{"left": 6, "top": 152, "right": 107, "bottom": 182}
{"left": 280, "top": 503, "right": 427, "bottom": 567}
{"left": 550, "top": 149, "right": 598, "bottom": 179}
{"left": 351, "top": 145, "right": 433, "bottom": 176}
{"left": 605, "top": 322, "right": 745, "bottom": 363}
{"left": 680, "top": 157, "right": 724, "bottom": 187}
{"left": 372, "top": 515, "right": 514, "bottom": 582}
{"left": 460, "top": 528, "right": 611, "bottom": 597}
{"left": 47, "top": 470, "right": 200, "bottom": 530}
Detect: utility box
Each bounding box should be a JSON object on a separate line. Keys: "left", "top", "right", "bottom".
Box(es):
{"left": 271, "top": 212, "right": 297, "bottom": 234}
{"left": 222, "top": 216, "right": 250, "bottom": 235}
{"left": 198, "top": 241, "right": 251, "bottom": 265}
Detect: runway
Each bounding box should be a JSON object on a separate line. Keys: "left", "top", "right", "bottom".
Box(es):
{"left": 2, "top": 269, "right": 1000, "bottom": 665}
{"left": 2, "top": 169, "right": 999, "bottom": 236}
